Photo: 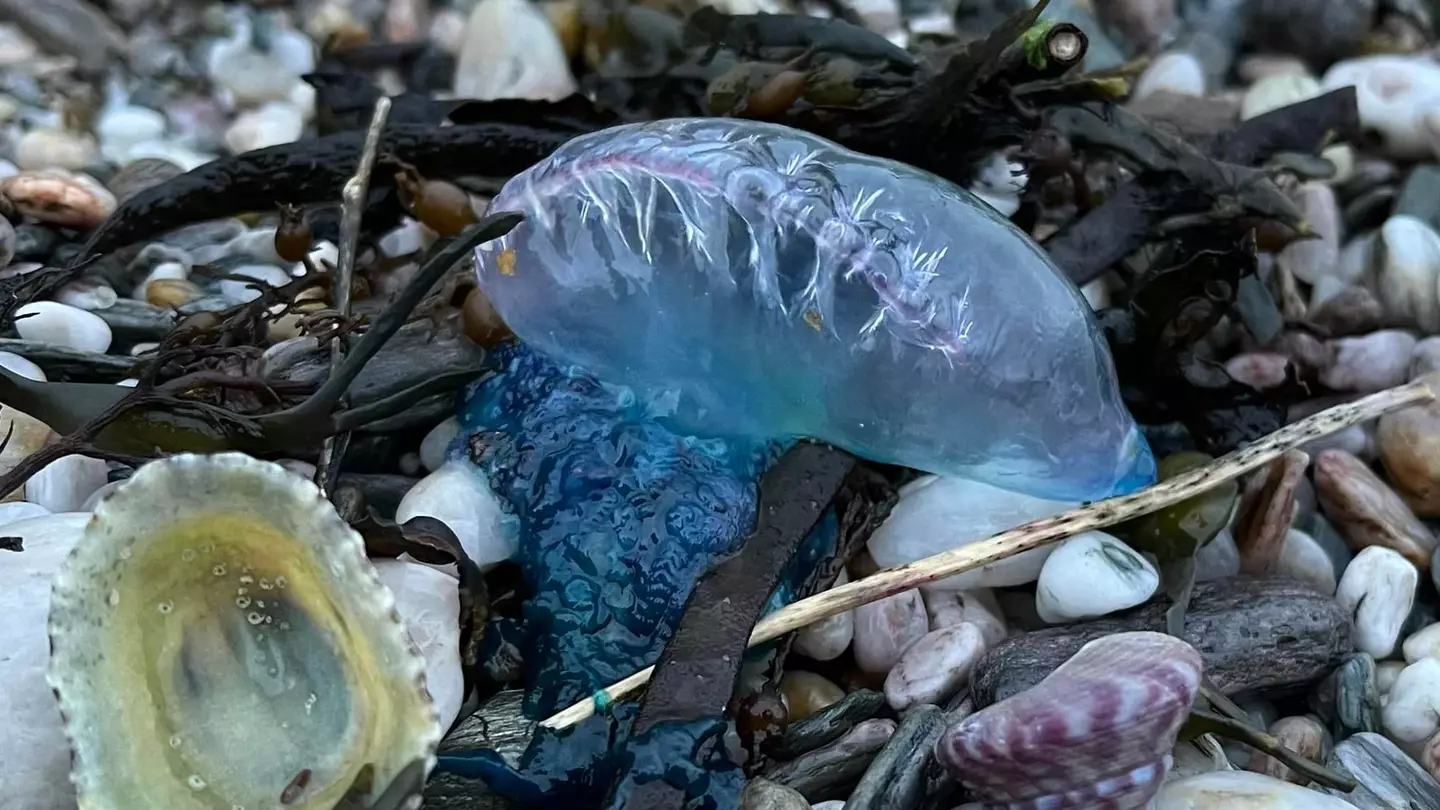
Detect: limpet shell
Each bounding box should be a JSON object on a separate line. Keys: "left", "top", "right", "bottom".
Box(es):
{"left": 936, "top": 631, "right": 1202, "bottom": 809}
{"left": 47, "top": 452, "right": 440, "bottom": 809}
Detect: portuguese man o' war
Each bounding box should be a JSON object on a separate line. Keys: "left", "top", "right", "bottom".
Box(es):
{"left": 474, "top": 117, "right": 1155, "bottom": 502}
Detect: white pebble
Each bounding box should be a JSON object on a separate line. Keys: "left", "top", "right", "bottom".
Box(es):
{"left": 0, "top": 500, "right": 49, "bottom": 528}
{"left": 373, "top": 559, "right": 463, "bottom": 731}
{"left": 96, "top": 106, "right": 167, "bottom": 164}
{"left": 1336, "top": 546, "right": 1418, "bottom": 659}
{"left": 1133, "top": 51, "right": 1206, "bottom": 100}
{"left": 795, "top": 569, "right": 853, "bottom": 661}
{"left": 223, "top": 101, "right": 305, "bottom": 154}
{"left": 1378, "top": 660, "right": 1407, "bottom": 694}
{"left": 1241, "top": 73, "right": 1321, "bottom": 120}
{"left": 1378, "top": 215, "right": 1440, "bottom": 333}
{"left": 0, "top": 351, "right": 45, "bottom": 382}
{"left": 1277, "top": 183, "right": 1340, "bottom": 285}
{"left": 419, "top": 416, "right": 461, "bottom": 472}
{"left": 1381, "top": 658, "right": 1440, "bottom": 748}
{"left": 1403, "top": 622, "right": 1440, "bottom": 663}
{"left": 1276, "top": 529, "right": 1337, "bottom": 595}
{"left": 1321, "top": 330, "right": 1418, "bottom": 393}
{"left": 14, "top": 129, "right": 98, "bottom": 171}
{"left": 1195, "top": 528, "right": 1241, "bottom": 582}
{"left": 396, "top": 460, "right": 515, "bottom": 571}
{"left": 14, "top": 301, "right": 112, "bottom": 353}
{"left": 52, "top": 280, "right": 117, "bottom": 311}
{"left": 0, "top": 513, "right": 92, "bottom": 810}
{"left": 882, "top": 621, "right": 986, "bottom": 711}
{"left": 1322, "top": 56, "right": 1440, "bottom": 159}
{"left": 921, "top": 586, "right": 1007, "bottom": 647}
{"left": 851, "top": 588, "right": 928, "bottom": 674}
{"left": 1035, "top": 531, "right": 1158, "bottom": 623}
{"left": 454, "top": 0, "right": 576, "bottom": 101}
{"left": 1155, "top": 769, "right": 1361, "bottom": 808}
{"left": 218, "top": 264, "right": 291, "bottom": 303}
{"left": 134, "top": 261, "right": 188, "bottom": 302}
{"left": 867, "top": 475, "right": 1075, "bottom": 590}
{"left": 114, "top": 378, "right": 138, "bottom": 388}
{"left": 26, "top": 455, "right": 108, "bottom": 513}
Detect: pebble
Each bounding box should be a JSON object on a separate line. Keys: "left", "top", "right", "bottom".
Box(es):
{"left": 1381, "top": 658, "right": 1440, "bottom": 750}
{"left": 1194, "top": 528, "right": 1241, "bottom": 582}
{"left": 0, "top": 404, "right": 51, "bottom": 502}
{"left": 852, "top": 588, "right": 928, "bottom": 674}
{"left": 1277, "top": 182, "right": 1340, "bottom": 285}
{"left": 1246, "top": 716, "right": 1328, "bottom": 783}
{"left": 1403, "top": 622, "right": 1440, "bottom": 662}
{"left": 96, "top": 106, "right": 167, "bottom": 166}
{"left": 1315, "top": 448, "right": 1437, "bottom": 568}
{"left": 740, "top": 778, "right": 810, "bottom": 810}
{"left": 1320, "top": 330, "right": 1418, "bottom": 393}
{"left": 1378, "top": 659, "right": 1406, "bottom": 694}
{"left": 773, "top": 689, "right": 885, "bottom": 760}
{"left": 1225, "top": 352, "right": 1292, "bottom": 390}
{"left": 373, "top": 558, "right": 463, "bottom": 731}
{"left": 1311, "top": 285, "right": 1385, "bottom": 337}
{"left": 13, "top": 301, "right": 112, "bottom": 353}
{"left": 0, "top": 513, "right": 92, "bottom": 810}
{"left": 1, "top": 170, "right": 116, "bottom": 229}
{"left": 1377, "top": 215, "right": 1440, "bottom": 332}
{"left": 1241, "top": 73, "right": 1321, "bottom": 121}
{"left": 971, "top": 577, "right": 1353, "bottom": 707}
{"left": 795, "top": 569, "right": 854, "bottom": 661}
{"left": 766, "top": 718, "right": 896, "bottom": 802}
{"left": 1412, "top": 337, "right": 1440, "bottom": 377}
{"left": 52, "top": 280, "right": 117, "bottom": 311}
{"left": 1377, "top": 376, "right": 1440, "bottom": 517}
{"left": 1321, "top": 56, "right": 1440, "bottom": 160}
{"left": 106, "top": 157, "right": 182, "bottom": 203}
{"left": 1154, "top": 770, "right": 1358, "bottom": 809}
{"left": 1034, "top": 530, "right": 1159, "bottom": 623}
{"left": 867, "top": 474, "right": 1074, "bottom": 589}
{"left": 1313, "top": 652, "right": 1381, "bottom": 736}
{"left": 921, "top": 587, "right": 1007, "bottom": 647}
{"left": 223, "top": 101, "right": 305, "bottom": 154}
{"left": 395, "top": 460, "right": 515, "bottom": 570}
{"left": 780, "top": 670, "right": 846, "bottom": 721}
{"left": 1132, "top": 51, "right": 1206, "bottom": 100}
{"left": 844, "top": 704, "right": 942, "bottom": 810}
{"left": 1320, "top": 732, "right": 1440, "bottom": 808}
{"left": 217, "top": 263, "right": 291, "bottom": 303}
{"left": 1276, "top": 529, "right": 1337, "bottom": 594}
{"left": 419, "top": 416, "right": 460, "bottom": 473}
{"left": 14, "top": 129, "right": 98, "bottom": 171}
{"left": 0, "top": 350, "right": 45, "bottom": 382}
{"left": 882, "top": 621, "right": 985, "bottom": 710}
{"left": 0, "top": 500, "right": 49, "bottom": 528}
{"left": 1336, "top": 546, "right": 1418, "bottom": 659}
{"left": 25, "top": 454, "right": 108, "bottom": 513}
{"left": 453, "top": 0, "right": 577, "bottom": 101}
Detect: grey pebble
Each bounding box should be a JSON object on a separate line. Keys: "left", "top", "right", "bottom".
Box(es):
{"left": 773, "top": 688, "right": 886, "bottom": 760}
{"left": 766, "top": 718, "right": 896, "bottom": 802}
{"left": 845, "top": 703, "right": 943, "bottom": 810}
{"left": 1318, "top": 732, "right": 1440, "bottom": 809}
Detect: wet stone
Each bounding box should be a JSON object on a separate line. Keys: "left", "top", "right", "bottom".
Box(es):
{"left": 765, "top": 717, "right": 896, "bottom": 802}
{"left": 844, "top": 703, "right": 942, "bottom": 810}
{"left": 1311, "top": 652, "right": 1381, "bottom": 736}
{"left": 12, "top": 224, "right": 59, "bottom": 262}
{"left": 1318, "top": 732, "right": 1440, "bottom": 809}
{"left": 970, "top": 577, "right": 1353, "bottom": 707}
{"left": 772, "top": 688, "right": 886, "bottom": 760}
{"left": 739, "top": 778, "right": 810, "bottom": 810}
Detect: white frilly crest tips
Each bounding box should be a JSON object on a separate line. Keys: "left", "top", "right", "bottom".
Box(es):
{"left": 46, "top": 452, "right": 441, "bottom": 809}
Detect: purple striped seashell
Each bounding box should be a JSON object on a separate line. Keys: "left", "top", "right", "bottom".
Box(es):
{"left": 935, "top": 631, "right": 1202, "bottom": 809}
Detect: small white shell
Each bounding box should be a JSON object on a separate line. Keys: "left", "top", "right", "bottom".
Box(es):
{"left": 47, "top": 452, "right": 441, "bottom": 809}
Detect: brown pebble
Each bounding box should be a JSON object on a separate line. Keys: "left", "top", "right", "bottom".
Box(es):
{"left": 1378, "top": 372, "right": 1440, "bottom": 517}
{"left": 1247, "top": 715, "right": 1329, "bottom": 783}
{"left": 745, "top": 70, "right": 807, "bottom": 118}
{"left": 1314, "top": 448, "right": 1437, "bottom": 569}
{"left": 1309, "top": 286, "right": 1386, "bottom": 337}
{"left": 144, "top": 278, "right": 202, "bottom": 308}
{"left": 779, "top": 670, "right": 846, "bottom": 722}
{"left": 2, "top": 170, "right": 116, "bottom": 229}
{"left": 1270, "top": 330, "right": 1329, "bottom": 374}
{"left": 1423, "top": 730, "right": 1440, "bottom": 780}
{"left": 461, "top": 287, "right": 512, "bottom": 348}
{"left": 1234, "top": 450, "right": 1311, "bottom": 576}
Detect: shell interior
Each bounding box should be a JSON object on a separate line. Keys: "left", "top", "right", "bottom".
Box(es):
{"left": 47, "top": 452, "right": 440, "bottom": 809}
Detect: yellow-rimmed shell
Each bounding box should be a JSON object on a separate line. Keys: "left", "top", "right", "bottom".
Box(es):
{"left": 47, "top": 452, "right": 440, "bottom": 809}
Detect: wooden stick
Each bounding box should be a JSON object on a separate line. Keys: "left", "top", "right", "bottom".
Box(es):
{"left": 541, "top": 380, "right": 1434, "bottom": 730}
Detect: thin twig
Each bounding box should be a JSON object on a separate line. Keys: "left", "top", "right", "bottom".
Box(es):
{"left": 1186, "top": 708, "right": 1356, "bottom": 790}
{"left": 315, "top": 96, "right": 391, "bottom": 496}
{"left": 541, "top": 380, "right": 1435, "bottom": 730}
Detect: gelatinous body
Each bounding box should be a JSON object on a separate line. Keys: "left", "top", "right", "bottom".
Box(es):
{"left": 475, "top": 118, "right": 1153, "bottom": 502}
